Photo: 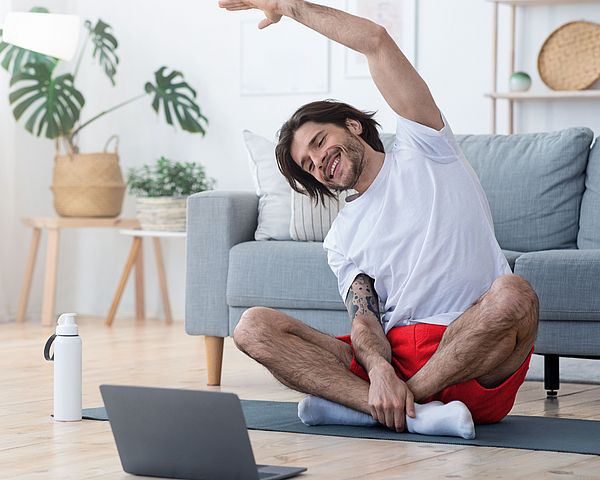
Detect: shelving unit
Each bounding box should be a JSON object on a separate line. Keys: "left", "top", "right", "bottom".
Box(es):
{"left": 488, "top": 0, "right": 600, "bottom": 133}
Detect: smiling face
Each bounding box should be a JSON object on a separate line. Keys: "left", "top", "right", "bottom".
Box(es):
{"left": 290, "top": 120, "right": 366, "bottom": 191}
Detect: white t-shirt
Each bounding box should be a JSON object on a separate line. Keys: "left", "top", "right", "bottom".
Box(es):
{"left": 323, "top": 113, "right": 511, "bottom": 333}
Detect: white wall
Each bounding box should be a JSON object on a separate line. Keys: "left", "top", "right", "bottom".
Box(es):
{"left": 4, "top": 0, "right": 600, "bottom": 321}
{"left": 0, "top": 0, "right": 14, "bottom": 323}
{"left": 2, "top": 0, "right": 76, "bottom": 324}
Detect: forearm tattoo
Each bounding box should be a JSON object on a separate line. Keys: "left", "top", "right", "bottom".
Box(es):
{"left": 346, "top": 274, "right": 390, "bottom": 368}
{"left": 345, "top": 274, "right": 380, "bottom": 323}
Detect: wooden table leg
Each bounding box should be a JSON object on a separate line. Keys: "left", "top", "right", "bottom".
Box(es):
{"left": 17, "top": 227, "right": 41, "bottom": 323}
{"left": 153, "top": 237, "right": 173, "bottom": 324}
{"left": 106, "top": 237, "right": 142, "bottom": 326}
{"left": 135, "top": 238, "right": 145, "bottom": 321}
{"left": 41, "top": 228, "right": 60, "bottom": 326}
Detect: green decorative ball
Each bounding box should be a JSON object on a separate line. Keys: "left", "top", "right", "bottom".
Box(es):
{"left": 509, "top": 71, "right": 532, "bottom": 92}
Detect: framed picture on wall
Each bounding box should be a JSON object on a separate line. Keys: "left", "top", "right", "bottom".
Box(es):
{"left": 345, "top": 0, "right": 418, "bottom": 78}
{"left": 240, "top": 19, "right": 330, "bottom": 96}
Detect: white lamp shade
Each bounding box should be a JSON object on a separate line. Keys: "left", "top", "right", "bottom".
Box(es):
{"left": 2, "top": 12, "right": 80, "bottom": 61}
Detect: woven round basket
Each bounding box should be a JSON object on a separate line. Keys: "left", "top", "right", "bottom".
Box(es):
{"left": 135, "top": 197, "right": 187, "bottom": 232}
{"left": 51, "top": 136, "right": 126, "bottom": 217}
{"left": 537, "top": 21, "right": 600, "bottom": 91}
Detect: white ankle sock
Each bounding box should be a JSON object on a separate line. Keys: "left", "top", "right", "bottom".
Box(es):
{"left": 297, "top": 396, "right": 475, "bottom": 439}
{"left": 406, "top": 400, "right": 475, "bottom": 439}
{"left": 298, "top": 396, "right": 377, "bottom": 426}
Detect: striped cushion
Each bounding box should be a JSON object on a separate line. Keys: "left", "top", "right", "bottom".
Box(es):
{"left": 290, "top": 189, "right": 351, "bottom": 241}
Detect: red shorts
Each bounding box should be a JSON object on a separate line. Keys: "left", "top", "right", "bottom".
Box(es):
{"left": 338, "top": 323, "right": 533, "bottom": 424}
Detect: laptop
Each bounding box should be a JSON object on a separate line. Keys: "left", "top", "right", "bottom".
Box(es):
{"left": 100, "top": 385, "right": 307, "bottom": 480}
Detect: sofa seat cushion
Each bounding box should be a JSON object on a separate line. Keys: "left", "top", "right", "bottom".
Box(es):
{"left": 227, "top": 241, "right": 345, "bottom": 310}
{"left": 534, "top": 320, "right": 600, "bottom": 357}
{"left": 455, "top": 128, "right": 593, "bottom": 252}
{"left": 502, "top": 249, "right": 522, "bottom": 271}
{"left": 514, "top": 249, "right": 600, "bottom": 321}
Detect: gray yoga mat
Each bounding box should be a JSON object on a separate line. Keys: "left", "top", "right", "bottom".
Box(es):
{"left": 83, "top": 400, "right": 600, "bottom": 456}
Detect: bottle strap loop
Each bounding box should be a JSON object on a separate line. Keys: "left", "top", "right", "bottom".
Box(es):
{"left": 44, "top": 334, "right": 56, "bottom": 361}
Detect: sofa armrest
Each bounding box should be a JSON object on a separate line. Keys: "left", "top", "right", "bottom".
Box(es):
{"left": 185, "top": 191, "right": 258, "bottom": 336}
{"left": 514, "top": 249, "right": 600, "bottom": 321}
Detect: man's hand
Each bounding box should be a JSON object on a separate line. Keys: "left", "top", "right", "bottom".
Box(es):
{"left": 218, "top": 0, "right": 284, "bottom": 29}
{"left": 368, "top": 361, "right": 416, "bottom": 432}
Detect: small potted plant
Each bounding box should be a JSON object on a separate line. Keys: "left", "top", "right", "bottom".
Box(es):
{"left": 126, "top": 156, "right": 216, "bottom": 232}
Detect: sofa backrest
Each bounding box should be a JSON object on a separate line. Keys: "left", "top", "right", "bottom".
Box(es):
{"left": 456, "top": 129, "right": 593, "bottom": 252}
{"left": 578, "top": 138, "right": 600, "bottom": 249}
{"left": 379, "top": 127, "right": 593, "bottom": 252}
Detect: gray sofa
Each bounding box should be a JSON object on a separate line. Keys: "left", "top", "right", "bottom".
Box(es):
{"left": 185, "top": 127, "right": 600, "bottom": 395}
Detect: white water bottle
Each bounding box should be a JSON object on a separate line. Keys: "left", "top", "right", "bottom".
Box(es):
{"left": 44, "top": 313, "right": 82, "bottom": 421}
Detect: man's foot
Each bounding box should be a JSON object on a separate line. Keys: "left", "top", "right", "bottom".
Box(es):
{"left": 298, "top": 396, "right": 377, "bottom": 426}
{"left": 406, "top": 400, "right": 476, "bottom": 439}
{"left": 298, "top": 396, "right": 476, "bottom": 439}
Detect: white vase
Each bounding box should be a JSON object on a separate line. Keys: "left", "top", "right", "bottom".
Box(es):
{"left": 135, "top": 197, "right": 187, "bottom": 231}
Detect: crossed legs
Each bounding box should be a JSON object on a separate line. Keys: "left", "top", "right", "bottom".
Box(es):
{"left": 233, "top": 274, "right": 539, "bottom": 415}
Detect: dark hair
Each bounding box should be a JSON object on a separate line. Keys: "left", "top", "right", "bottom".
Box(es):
{"left": 275, "top": 100, "right": 384, "bottom": 205}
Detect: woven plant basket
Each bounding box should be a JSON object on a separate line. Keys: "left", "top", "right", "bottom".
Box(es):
{"left": 538, "top": 21, "right": 600, "bottom": 91}
{"left": 51, "top": 135, "right": 126, "bottom": 217}
{"left": 136, "top": 197, "right": 187, "bottom": 232}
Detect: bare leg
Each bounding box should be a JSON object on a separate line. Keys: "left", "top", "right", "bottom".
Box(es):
{"left": 407, "top": 274, "right": 539, "bottom": 402}
{"left": 233, "top": 307, "right": 371, "bottom": 413}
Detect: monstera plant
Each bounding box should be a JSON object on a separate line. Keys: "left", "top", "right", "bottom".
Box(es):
{"left": 0, "top": 7, "right": 208, "bottom": 217}
{"left": 0, "top": 7, "right": 207, "bottom": 150}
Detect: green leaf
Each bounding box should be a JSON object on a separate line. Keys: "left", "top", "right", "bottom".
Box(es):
{"left": 9, "top": 62, "right": 85, "bottom": 139}
{"left": 84, "top": 19, "right": 119, "bottom": 86}
{"left": 144, "top": 66, "right": 208, "bottom": 135}
{"left": 0, "top": 7, "right": 58, "bottom": 76}
{"left": 126, "top": 156, "right": 216, "bottom": 197}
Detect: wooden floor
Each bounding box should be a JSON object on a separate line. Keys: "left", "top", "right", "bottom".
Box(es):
{"left": 2, "top": 317, "right": 600, "bottom": 479}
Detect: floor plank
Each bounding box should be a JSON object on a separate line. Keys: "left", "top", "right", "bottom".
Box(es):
{"left": 2, "top": 317, "right": 599, "bottom": 479}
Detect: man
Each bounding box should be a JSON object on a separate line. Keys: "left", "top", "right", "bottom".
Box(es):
{"left": 219, "top": 0, "right": 539, "bottom": 438}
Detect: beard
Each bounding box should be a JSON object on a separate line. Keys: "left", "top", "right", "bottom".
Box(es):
{"left": 327, "top": 132, "right": 365, "bottom": 191}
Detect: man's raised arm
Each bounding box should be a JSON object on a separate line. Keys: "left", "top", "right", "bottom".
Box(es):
{"left": 219, "top": 0, "right": 443, "bottom": 130}
{"left": 346, "top": 274, "right": 415, "bottom": 432}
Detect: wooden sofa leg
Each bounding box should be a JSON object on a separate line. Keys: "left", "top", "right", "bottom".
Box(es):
{"left": 205, "top": 336, "right": 224, "bottom": 386}
{"left": 544, "top": 354, "right": 560, "bottom": 398}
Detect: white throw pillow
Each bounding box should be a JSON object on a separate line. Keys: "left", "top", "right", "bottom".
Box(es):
{"left": 290, "top": 189, "right": 352, "bottom": 241}
{"left": 243, "top": 130, "right": 292, "bottom": 240}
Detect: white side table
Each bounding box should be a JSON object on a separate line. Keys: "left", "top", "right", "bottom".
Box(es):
{"left": 106, "top": 229, "right": 186, "bottom": 326}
